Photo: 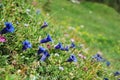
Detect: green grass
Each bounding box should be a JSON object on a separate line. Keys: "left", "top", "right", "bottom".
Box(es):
{"left": 39, "top": 0, "right": 120, "bottom": 70}
{"left": 42, "top": 0, "right": 120, "bottom": 40}
{"left": 0, "top": 0, "right": 120, "bottom": 80}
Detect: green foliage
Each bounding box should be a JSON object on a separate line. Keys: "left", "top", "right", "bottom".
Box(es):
{"left": 0, "top": 0, "right": 120, "bottom": 80}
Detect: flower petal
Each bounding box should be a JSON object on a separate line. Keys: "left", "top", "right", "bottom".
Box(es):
{"left": 0, "top": 36, "right": 6, "bottom": 42}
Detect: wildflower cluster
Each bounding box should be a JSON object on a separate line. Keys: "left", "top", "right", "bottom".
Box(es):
{"left": 0, "top": 20, "right": 78, "bottom": 63}
{"left": 0, "top": 1, "right": 119, "bottom": 79}
{"left": 1, "top": 21, "right": 118, "bottom": 80}
{"left": 0, "top": 22, "right": 15, "bottom": 42}
{"left": 92, "top": 53, "right": 110, "bottom": 67}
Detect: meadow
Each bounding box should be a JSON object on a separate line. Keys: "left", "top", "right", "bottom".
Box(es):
{"left": 0, "top": 0, "right": 120, "bottom": 80}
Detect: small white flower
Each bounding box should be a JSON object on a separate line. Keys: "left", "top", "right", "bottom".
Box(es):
{"left": 79, "top": 44, "right": 84, "bottom": 48}
{"left": 55, "top": 53, "right": 59, "bottom": 57}
{"left": 68, "top": 26, "right": 75, "bottom": 30}
{"left": 30, "top": 74, "right": 36, "bottom": 80}
{"left": 71, "top": 0, "right": 80, "bottom": 4}
{"left": 17, "top": 69, "right": 21, "bottom": 74}
{"left": 24, "top": 23, "right": 29, "bottom": 27}
{"left": 59, "top": 66, "right": 64, "bottom": 71}
{"left": 78, "top": 54, "right": 86, "bottom": 59}
{"left": 2, "top": 19, "right": 4, "bottom": 21}
{"left": 71, "top": 38, "right": 75, "bottom": 42}
{"left": 26, "top": 9, "right": 30, "bottom": 12}
{"left": 16, "top": 21, "right": 19, "bottom": 24}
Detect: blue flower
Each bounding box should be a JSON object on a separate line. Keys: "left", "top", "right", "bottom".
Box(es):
{"left": 55, "top": 42, "right": 62, "bottom": 49}
{"left": 61, "top": 46, "right": 69, "bottom": 51}
{"left": 40, "top": 34, "right": 52, "bottom": 43}
{"left": 22, "top": 40, "right": 32, "bottom": 50}
{"left": 70, "top": 42, "right": 75, "bottom": 48}
{"left": 0, "top": 22, "right": 15, "bottom": 34}
{"left": 37, "top": 46, "right": 46, "bottom": 55}
{"left": 92, "top": 54, "right": 104, "bottom": 62}
{"left": 40, "top": 51, "right": 50, "bottom": 61}
{"left": 114, "top": 71, "right": 120, "bottom": 76}
{"left": 106, "top": 61, "right": 110, "bottom": 66}
{"left": 40, "top": 22, "right": 48, "bottom": 29}
{"left": 67, "top": 54, "right": 77, "bottom": 62}
{"left": 104, "top": 78, "right": 109, "bottom": 80}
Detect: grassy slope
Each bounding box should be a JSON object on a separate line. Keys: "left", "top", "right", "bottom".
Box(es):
{"left": 39, "top": 0, "right": 120, "bottom": 70}
{"left": 0, "top": 0, "right": 120, "bottom": 79}
{"left": 50, "top": 0, "right": 120, "bottom": 40}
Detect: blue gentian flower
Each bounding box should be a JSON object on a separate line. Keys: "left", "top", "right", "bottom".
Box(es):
{"left": 104, "top": 78, "right": 109, "bottom": 80}
{"left": 40, "top": 51, "right": 50, "bottom": 61}
{"left": 114, "top": 71, "right": 120, "bottom": 76}
{"left": 67, "top": 54, "right": 77, "bottom": 62}
{"left": 65, "top": 46, "right": 69, "bottom": 51}
{"left": 92, "top": 54, "right": 104, "bottom": 62}
{"left": 37, "top": 46, "right": 46, "bottom": 55}
{"left": 40, "top": 22, "right": 48, "bottom": 29}
{"left": 61, "top": 46, "right": 69, "bottom": 51}
{"left": 22, "top": 40, "right": 32, "bottom": 50}
{"left": 0, "top": 22, "right": 15, "bottom": 34}
{"left": 55, "top": 42, "right": 62, "bottom": 49}
{"left": 60, "top": 47, "right": 64, "bottom": 50}
{"left": 40, "top": 34, "right": 52, "bottom": 43}
{"left": 70, "top": 42, "right": 75, "bottom": 48}
{"left": 106, "top": 61, "right": 110, "bottom": 66}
